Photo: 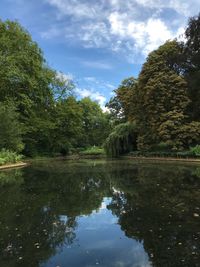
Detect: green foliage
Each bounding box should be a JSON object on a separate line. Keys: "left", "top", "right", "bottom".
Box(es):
{"left": 0, "top": 101, "right": 24, "bottom": 152}
{"left": 150, "top": 142, "right": 172, "bottom": 152}
{"left": 0, "top": 169, "right": 23, "bottom": 185}
{"left": 190, "top": 145, "right": 200, "bottom": 156}
{"left": 183, "top": 13, "right": 200, "bottom": 120}
{"left": 134, "top": 41, "right": 191, "bottom": 151}
{"left": 0, "top": 19, "right": 53, "bottom": 155}
{"left": 0, "top": 149, "right": 23, "bottom": 165}
{"left": 104, "top": 122, "right": 137, "bottom": 157}
{"left": 79, "top": 147, "right": 105, "bottom": 156}
{"left": 53, "top": 96, "right": 83, "bottom": 155}
{"left": 0, "top": 19, "right": 112, "bottom": 157}
{"left": 79, "top": 97, "right": 111, "bottom": 147}
{"left": 106, "top": 77, "right": 137, "bottom": 124}
{"left": 1, "top": 16, "right": 200, "bottom": 158}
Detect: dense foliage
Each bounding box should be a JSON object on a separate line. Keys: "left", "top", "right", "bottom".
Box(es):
{"left": 1, "top": 14, "right": 200, "bottom": 159}
{"left": 0, "top": 19, "right": 110, "bottom": 158}
{"left": 0, "top": 149, "right": 22, "bottom": 165}
{"left": 106, "top": 13, "right": 200, "bottom": 156}
{"left": 0, "top": 102, "right": 24, "bottom": 152}
{"left": 104, "top": 122, "right": 137, "bottom": 157}
{"left": 106, "top": 77, "right": 137, "bottom": 124}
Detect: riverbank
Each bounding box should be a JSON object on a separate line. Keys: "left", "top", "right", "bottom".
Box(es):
{"left": 26, "top": 154, "right": 106, "bottom": 162}
{"left": 0, "top": 162, "right": 28, "bottom": 170}
{"left": 2, "top": 154, "right": 200, "bottom": 170}
{"left": 122, "top": 155, "right": 200, "bottom": 164}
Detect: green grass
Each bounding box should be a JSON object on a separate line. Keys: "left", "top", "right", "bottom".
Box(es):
{"left": 79, "top": 147, "right": 105, "bottom": 156}
{"left": 0, "top": 149, "right": 23, "bottom": 166}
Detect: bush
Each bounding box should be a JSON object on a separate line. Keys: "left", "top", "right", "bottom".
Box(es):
{"left": 190, "top": 145, "right": 200, "bottom": 156}
{"left": 79, "top": 147, "right": 105, "bottom": 156}
{"left": 150, "top": 142, "right": 172, "bottom": 152}
{"left": 0, "top": 149, "right": 23, "bottom": 166}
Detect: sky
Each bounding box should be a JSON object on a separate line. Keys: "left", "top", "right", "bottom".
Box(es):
{"left": 0, "top": 0, "right": 199, "bottom": 110}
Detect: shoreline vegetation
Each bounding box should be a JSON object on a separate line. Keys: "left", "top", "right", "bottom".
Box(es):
{"left": 1, "top": 145, "right": 200, "bottom": 170}
{"left": 0, "top": 149, "right": 27, "bottom": 171}
{"left": 1, "top": 14, "right": 200, "bottom": 164}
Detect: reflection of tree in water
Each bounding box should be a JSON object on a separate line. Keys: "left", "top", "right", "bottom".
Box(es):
{"left": 0, "top": 161, "right": 200, "bottom": 267}
{"left": 108, "top": 164, "right": 200, "bottom": 267}
{"left": 0, "top": 162, "right": 111, "bottom": 267}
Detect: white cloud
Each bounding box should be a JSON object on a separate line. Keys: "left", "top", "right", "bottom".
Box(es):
{"left": 40, "top": 27, "right": 61, "bottom": 39}
{"left": 46, "top": 0, "right": 97, "bottom": 19}
{"left": 76, "top": 88, "right": 108, "bottom": 111}
{"left": 76, "top": 88, "right": 91, "bottom": 98}
{"left": 109, "top": 12, "right": 184, "bottom": 56}
{"left": 57, "top": 74, "right": 116, "bottom": 111}
{"left": 43, "top": 0, "right": 200, "bottom": 61}
{"left": 56, "top": 71, "right": 73, "bottom": 83}
{"left": 134, "top": 0, "right": 190, "bottom": 16}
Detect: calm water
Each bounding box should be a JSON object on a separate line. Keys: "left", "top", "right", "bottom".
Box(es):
{"left": 0, "top": 159, "right": 200, "bottom": 267}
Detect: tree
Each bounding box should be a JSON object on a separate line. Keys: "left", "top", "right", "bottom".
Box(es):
{"left": 53, "top": 96, "right": 83, "bottom": 155}
{"left": 104, "top": 122, "right": 137, "bottom": 157}
{"left": 106, "top": 77, "right": 137, "bottom": 124}
{"left": 79, "top": 97, "right": 110, "bottom": 147}
{"left": 134, "top": 41, "right": 190, "bottom": 150}
{"left": 183, "top": 13, "right": 200, "bottom": 120}
{"left": 0, "top": 19, "right": 74, "bottom": 156}
{"left": 106, "top": 96, "right": 124, "bottom": 125}
{"left": 0, "top": 102, "right": 24, "bottom": 152}
{"left": 115, "top": 77, "right": 137, "bottom": 121}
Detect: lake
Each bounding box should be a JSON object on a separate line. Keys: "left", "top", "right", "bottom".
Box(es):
{"left": 0, "top": 159, "right": 199, "bottom": 267}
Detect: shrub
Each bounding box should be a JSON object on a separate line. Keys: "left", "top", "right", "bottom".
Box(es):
{"left": 0, "top": 149, "right": 23, "bottom": 166}
{"left": 79, "top": 147, "right": 105, "bottom": 156}
{"left": 190, "top": 145, "right": 200, "bottom": 156}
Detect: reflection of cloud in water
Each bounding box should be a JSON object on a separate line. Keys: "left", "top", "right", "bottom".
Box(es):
{"left": 99, "top": 201, "right": 107, "bottom": 210}
{"left": 78, "top": 198, "right": 117, "bottom": 230}
{"left": 85, "top": 239, "right": 116, "bottom": 250}
{"left": 97, "top": 197, "right": 112, "bottom": 212}
{"left": 74, "top": 197, "right": 151, "bottom": 267}
{"left": 85, "top": 239, "right": 151, "bottom": 266}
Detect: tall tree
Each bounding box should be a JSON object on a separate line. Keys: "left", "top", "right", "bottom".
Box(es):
{"left": 183, "top": 13, "right": 200, "bottom": 120}
{"left": 134, "top": 41, "right": 190, "bottom": 150}
{"left": 0, "top": 20, "right": 73, "bottom": 155}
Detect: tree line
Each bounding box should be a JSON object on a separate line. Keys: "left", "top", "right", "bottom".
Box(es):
{"left": 0, "top": 20, "right": 110, "bottom": 157}
{"left": 1, "top": 14, "right": 200, "bottom": 158}
{"left": 105, "top": 13, "right": 200, "bottom": 157}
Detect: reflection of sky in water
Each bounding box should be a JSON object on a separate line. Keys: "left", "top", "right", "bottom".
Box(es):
{"left": 42, "top": 198, "right": 151, "bottom": 267}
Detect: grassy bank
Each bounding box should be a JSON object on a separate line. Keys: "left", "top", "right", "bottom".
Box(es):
{"left": 24, "top": 147, "right": 106, "bottom": 162}
{"left": 78, "top": 147, "right": 105, "bottom": 156}
{"left": 0, "top": 149, "right": 27, "bottom": 170}
{"left": 0, "top": 150, "right": 23, "bottom": 166}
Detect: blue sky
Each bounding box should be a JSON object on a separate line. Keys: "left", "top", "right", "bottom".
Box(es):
{"left": 0, "top": 0, "right": 199, "bottom": 110}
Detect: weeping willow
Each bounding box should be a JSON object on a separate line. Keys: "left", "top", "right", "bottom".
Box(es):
{"left": 104, "top": 122, "right": 137, "bottom": 157}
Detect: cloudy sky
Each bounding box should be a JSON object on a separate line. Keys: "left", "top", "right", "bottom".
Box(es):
{"left": 0, "top": 0, "right": 199, "bottom": 109}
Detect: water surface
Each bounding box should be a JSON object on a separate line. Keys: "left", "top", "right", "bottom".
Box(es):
{"left": 0, "top": 159, "right": 199, "bottom": 267}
